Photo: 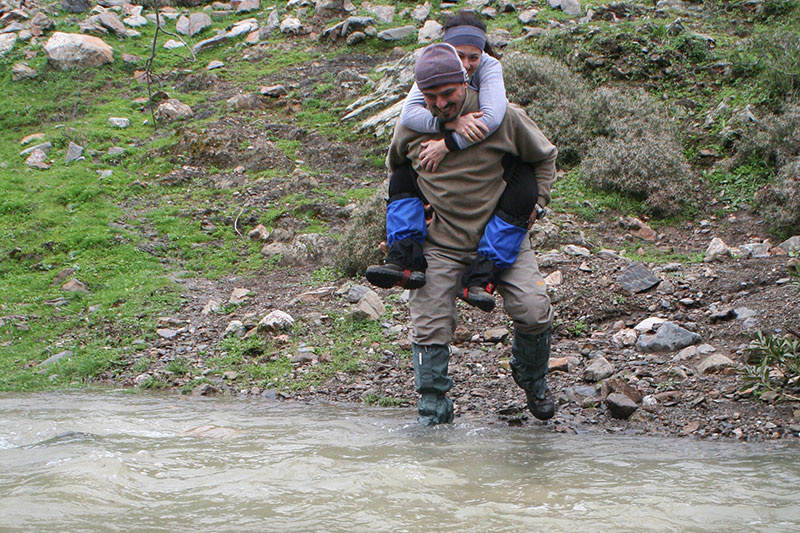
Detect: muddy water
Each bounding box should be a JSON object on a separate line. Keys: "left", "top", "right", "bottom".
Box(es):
{"left": 1, "top": 391, "right": 798, "bottom": 532}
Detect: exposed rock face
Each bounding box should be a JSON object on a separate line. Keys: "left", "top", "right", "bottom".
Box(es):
{"left": 0, "top": 33, "right": 18, "bottom": 56}
{"left": 44, "top": 32, "right": 114, "bottom": 70}
{"left": 62, "top": 0, "right": 91, "bottom": 13}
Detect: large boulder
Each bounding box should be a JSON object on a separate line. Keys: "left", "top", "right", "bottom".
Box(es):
{"left": 44, "top": 32, "right": 114, "bottom": 70}
{"left": 0, "top": 33, "right": 17, "bottom": 56}
{"left": 62, "top": 0, "right": 91, "bottom": 13}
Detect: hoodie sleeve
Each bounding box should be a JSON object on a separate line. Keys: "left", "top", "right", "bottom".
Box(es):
{"left": 451, "top": 54, "right": 507, "bottom": 150}
{"left": 399, "top": 82, "right": 441, "bottom": 134}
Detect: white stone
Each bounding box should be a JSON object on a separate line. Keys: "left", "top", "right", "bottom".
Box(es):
{"left": 611, "top": 328, "right": 638, "bottom": 347}
{"left": 108, "top": 117, "right": 130, "bottom": 128}
{"left": 704, "top": 237, "right": 732, "bottom": 262}
{"left": 44, "top": 32, "right": 114, "bottom": 70}
{"left": 418, "top": 19, "right": 443, "bottom": 43}
{"left": 229, "top": 288, "right": 251, "bottom": 305}
{"left": 280, "top": 16, "right": 303, "bottom": 34}
{"left": 0, "top": 33, "right": 17, "bottom": 56}
{"left": 634, "top": 316, "right": 666, "bottom": 333}
{"left": 258, "top": 310, "right": 295, "bottom": 334}
{"left": 164, "top": 39, "right": 184, "bottom": 49}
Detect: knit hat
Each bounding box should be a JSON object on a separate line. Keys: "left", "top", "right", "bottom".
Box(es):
{"left": 414, "top": 43, "right": 468, "bottom": 90}
{"left": 443, "top": 25, "right": 486, "bottom": 51}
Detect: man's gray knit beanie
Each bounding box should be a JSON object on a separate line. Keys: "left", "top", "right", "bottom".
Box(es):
{"left": 414, "top": 43, "right": 468, "bottom": 90}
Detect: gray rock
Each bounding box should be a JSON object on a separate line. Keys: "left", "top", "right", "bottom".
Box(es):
{"left": 207, "top": 60, "right": 225, "bottom": 71}
{"left": 355, "top": 290, "right": 385, "bottom": 320}
{"left": 606, "top": 393, "right": 637, "bottom": 419}
{"left": 155, "top": 99, "right": 193, "bottom": 121}
{"left": 410, "top": 2, "right": 431, "bottom": 22}
{"left": 563, "top": 244, "right": 590, "bottom": 257}
{"left": 62, "top": 0, "right": 91, "bottom": 13}
{"left": 636, "top": 321, "right": 701, "bottom": 352}
{"left": 778, "top": 235, "right": 800, "bottom": 254}
{"left": 0, "top": 33, "right": 17, "bottom": 57}
{"left": 346, "top": 31, "right": 366, "bottom": 46}
{"left": 95, "top": 12, "right": 127, "bottom": 37}
{"left": 260, "top": 84, "right": 287, "bottom": 97}
{"left": 223, "top": 320, "right": 246, "bottom": 338}
{"left": 228, "top": 288, "right": 251, "bottom": 305}
{"left": 418, "top": 19, "right": 443, "bottom": 43}
{"left": 157, "top": 328, "right": 178, "bottom": 339}
{"left": 201, "top": 299, "right": 221, "bottom": 315}
{"left": 697, "top": 353, "right": 736, "bottom": 375}
{"left": 377, "top": 25, "right": 416, "bottom": 41}
{"left": 561, "top": 0, "right": 582, "bottom": 16}
{"left": 12, "top": 63, "right": 38, "bottom": 81}
{"left": 548, "top": 0, "right": 563, "bottom": 7}
{"left": 123, "top": 15, "right": 148, "bottom": 28}
{"left": 345, "top": 284, "right": 371, "bottom": 303}
{"left": 740, "top": 241, "right": 771, "bottom": 258}
{"left": 192, "top": 31, "right": 228, "bottom": 54}
{"left": 734, "top": 307, "right": 757, "bottom": 320}
{"left": 258, "top": 310, "right": 295, "bottom": 334}
{"left": 704, "top": 237, "right": 732, "bottom": 262}
{"left": 164, "top": 39, "right": 184, "bottom": 49}
{"left": 44, "top": 33, "right": 114, "bottom": 70}
{"left": 25, "top": 149, "right": 50, "bottom": 169}
{"left": 280, "top": 16, "right": 303, "bottom": 35}
{"left": 518, "top": 9, "right": 539, "bottom": 24}
{"left": 236, "top": 0, "right": 260, "bottom": 13}
{"left": 192, "top": 383, "right": 217, "bottom": 396}
{"left": 616, "top": 262, "right": 662, "bottom": 293}
{"left": 65, "top": 142, "right": 84, "bottom": 163}
{"left": 183, "top": 13, "right": 212, "bottom": 37}
{"left": 40, "top": 350, "right": 73, "bottom": 366}
{"left": 108, "top": 117, "right": 130, "bottom": 128}
{"left": 584, "top": 356, "right": 613, "bottom": 382}
{"left": 228, "top": 18, "right": 258, "bottom": 38}
{"left": 370, "top": 5, "right": 395, "bottom": 24}
{"left": 484, "top": 327, "right": 509, "bottom": 342}
{"left": 487, "top": 28, "right": 513, "bottom": 48}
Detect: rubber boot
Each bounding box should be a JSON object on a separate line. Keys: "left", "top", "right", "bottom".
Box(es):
{"left": 412, "top": 343, "right": 454, "bottom": 426}
{"left": 510, "top": 329, "right": 555, "bottom": 420}
{"left": 365, "top": 194, "right": 427, "bottom": 289}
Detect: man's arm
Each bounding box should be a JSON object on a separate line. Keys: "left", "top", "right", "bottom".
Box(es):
{"left": 507, "top": 106, "right": 558, "bottom": 208}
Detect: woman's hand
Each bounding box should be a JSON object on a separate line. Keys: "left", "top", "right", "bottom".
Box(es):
{"left": 444, "top": 111, "right": 489, "bottom": 143}
{"left": 419, "top": 138, "right": 449, "bottom": 172}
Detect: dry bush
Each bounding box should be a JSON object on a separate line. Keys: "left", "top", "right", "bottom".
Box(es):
{"left": 334, "top": 192, "right": 386, "bottom": 276}
{"left": 502, "top": 52, "right": 593, "bottom": 165}
{"left": 504, "top": 53, "right": 692, "bottom": 216}
{"left": 581, "top": 87, "right": 693, "bottom": 217}
{"left": 735, "top": 104, "right": 800, "bottom": 169}
{"left": 757, "top": 157, "right": 800, "bottom": 237}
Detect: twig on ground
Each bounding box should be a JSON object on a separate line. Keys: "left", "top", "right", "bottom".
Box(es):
{"left": 234, "top": 207, "right": 245, "bottom": 237}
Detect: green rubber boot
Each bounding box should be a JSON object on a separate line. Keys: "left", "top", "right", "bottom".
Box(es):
{"left": 510, "top": 329, "right": 555, "bottom": 420}
{"left": 412, "top": 343, "right": 454, "bottom": 425}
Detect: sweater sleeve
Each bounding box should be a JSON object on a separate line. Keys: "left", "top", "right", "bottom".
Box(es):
{"left": 508, "top": 106, "right": 558, "bottom": 207}
{"left": 452, "top": 54, "right": 507, "bottom": 150}
{"left": 399, "top": 82, "right": 441, "bottom": 134}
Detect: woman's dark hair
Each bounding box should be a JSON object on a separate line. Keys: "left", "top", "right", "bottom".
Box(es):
{"left": 442, "top": 10, "right": 499, "bottom": 58}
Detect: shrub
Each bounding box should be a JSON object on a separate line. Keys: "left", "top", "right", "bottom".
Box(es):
{"left": 728, "top": 30, "right": 800, "bottom": 106}
{"left": 334, "top": 191, "right": 386, "bottom": 276}
{"left": 503, "top": 52, "right": 593, "bottom": 165}
{"left": 741, "top": 331, "right": 800, "bottom": 400}
{"left": 504, "top": 53, "right": 693, "bottom": 216}
{"left": 581, "top": 88, "right": 693, "bottom": 217}
{"left": 735, "top": 104, "right": 800, "bottom": 169}
{"left": 757, "top": 157, "right": 800, "bottom": 237}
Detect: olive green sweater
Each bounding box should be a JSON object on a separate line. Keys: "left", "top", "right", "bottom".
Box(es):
{"left": 387, "top": 88, "right": 557, "bottom": 252}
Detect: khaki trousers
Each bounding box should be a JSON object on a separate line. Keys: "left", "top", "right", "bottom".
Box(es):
{"left": 409, "top": 240, "right": 553, "bottom": 346}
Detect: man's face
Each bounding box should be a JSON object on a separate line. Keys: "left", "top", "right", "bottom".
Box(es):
{"left": 421, "top": 82, "right": 467, "bottom": 123}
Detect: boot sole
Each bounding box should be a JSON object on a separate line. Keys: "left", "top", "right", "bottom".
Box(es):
{"left": 365, "top": 266, "right": 426, "bottom": 290}
{"left": 459, "top": 292, "right": 496, "bottom": 312}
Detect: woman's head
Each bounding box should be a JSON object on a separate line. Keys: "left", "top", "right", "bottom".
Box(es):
{"left": 442, "top": 10, "right": 497, "bottom": 76}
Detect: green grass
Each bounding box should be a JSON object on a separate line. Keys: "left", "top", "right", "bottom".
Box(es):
{"left": 551, "top": 168, "right": 647, "bottom": 221}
